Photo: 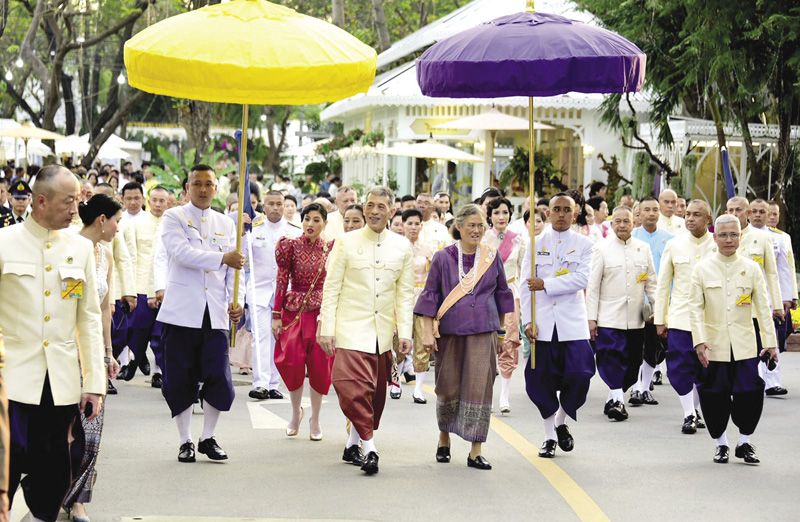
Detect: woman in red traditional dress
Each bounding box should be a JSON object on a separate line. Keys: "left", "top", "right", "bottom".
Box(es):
{"left": 272, "top": 202, "right": 334, "bottom": 441}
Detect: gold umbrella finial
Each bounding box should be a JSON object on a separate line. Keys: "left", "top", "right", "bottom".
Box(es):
{"left": 526, "top": 0, "right": 535, "bottom": 13}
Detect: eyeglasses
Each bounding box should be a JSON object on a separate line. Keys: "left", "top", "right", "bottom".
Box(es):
{"left": 716, "top": 233, "right": 740, "bottom": 239}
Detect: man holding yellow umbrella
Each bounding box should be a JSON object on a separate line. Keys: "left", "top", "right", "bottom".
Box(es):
{"left": 124, "top": 0, "right": 376, "bottom": 463}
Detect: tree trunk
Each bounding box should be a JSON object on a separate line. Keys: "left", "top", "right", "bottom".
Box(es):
{"left": 371, "top": 0, "right": 390, "bottom": 52}
{"left": 81, "top": 91, "right": 145, "bottom": 169}
{"left": 180, "top": 101, "right": 211, "bottom": 163}
{"left": 733, "top": 105, "right": 762, "bottom": 193}
{"left": 332, "top": 0, "right": 345, "bottom": 27}
{"left": 61, "top": 72, "right": 76, "bottom": 135}
{"left": 418, "top": 0, "right": 429, "bottom": 28}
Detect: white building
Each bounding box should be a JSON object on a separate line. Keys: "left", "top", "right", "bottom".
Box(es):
{"left": 320, "top": 0, "right": 650, "bottom": 201}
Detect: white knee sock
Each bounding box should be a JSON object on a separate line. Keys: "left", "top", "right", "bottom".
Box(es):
{"left": 655, "top": 362, "right": 664, "bottom": 372}
{"left": 716, "top": 433, "right": 729, "bottom": 447}
{"left": 638, "top": 362, "right": 656, "bottom": 392}
{"left": 119, "top": 347, "right": 131, "bottom": 366}
{"left": 692, "top": 387, "right": 701, "bottom": 411}
{"left": 175, "top": 406, "right": 192, "bottom": 444}
{"left": 499, "top": 377, "right": 510, "bottom": 407}
{"left": 555, "top": 406, "right": 567, "bottom": 426}
{"left": 362, "top": 437, "right": 377, "bottom": 454}
{"left": 611, "top": 389, "right": 624, "bottom": 402}
{"left": 544, "top": 414, "right": 557, "bottom": 441}
{"left": 679, "top": 392, "right": 695, "bottom": 417}
{"left": 154, "top": 363, "right": 161, "bottom": 374}
{"left": 414, "top": 371, "right": 428, "bottom": 398}
{"left": 346, "top": 422, "right": 360, "bottom": 447}
{"left": 201, "top": 403, "right": 221, "bottom": 441}
{"left": 738, "top": 433, "right": 750, "bottom": 445}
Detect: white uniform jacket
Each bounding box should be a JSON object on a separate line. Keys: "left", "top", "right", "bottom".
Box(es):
{"left": 156, "top": 203, "right": 244, "bottom": 330}
{"left": 586, "top": 235, "right": 656, "bottom": 330}
{"left": 245, "top": 215, "right": 300, "bottom": 309}
{"left": 521, "top": 228, "right": 593, "bottom": 342}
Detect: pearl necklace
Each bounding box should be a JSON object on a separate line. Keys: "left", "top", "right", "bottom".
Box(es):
{"left": 457, "top": 241, "right": 480, "bottom": 294}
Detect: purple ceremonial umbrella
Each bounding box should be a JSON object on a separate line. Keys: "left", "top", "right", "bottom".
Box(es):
{"left": 417, "top": 5, "right": 646, "bottom": 366}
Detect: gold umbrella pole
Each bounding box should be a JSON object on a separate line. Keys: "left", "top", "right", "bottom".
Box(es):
{"left": 231, "top": 103, "right": 249, "bottom": 347}
{"left": 528, "top": 96, "right": 536, "bottom": 369}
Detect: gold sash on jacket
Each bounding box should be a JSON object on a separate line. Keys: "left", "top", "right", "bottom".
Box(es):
{"left": 433, "top": 247, "right": 496, "bottom": 338}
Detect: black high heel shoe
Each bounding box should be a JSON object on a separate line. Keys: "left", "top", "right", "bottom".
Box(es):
{"left": 436, "top": 446, "right": 451, "bottom": 463}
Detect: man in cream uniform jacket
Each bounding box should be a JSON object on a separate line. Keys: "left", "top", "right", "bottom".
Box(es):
{"left": 319, "top": 186, "right": 414, "bottom": 476}
{"left": 247, "top": 190, "right": 300, "bottom": 400}
{"left": 521, "top": 193, "right": 595, "bottom": 459}
{"left": 747, "top": 198, "right": 795, "bottom": 396}
{"left": 126, "top": 186, "right": 169, "bottom": 384}
{"left": 587, "top": 207, "right": 656, "bottom": 422}
{"left": 766, "top": 201, "right": 798, "bottom": 355}
{"left": 0, "top": 165, "right": 105, "bottom": 522}
{"left": 690, "top": 214, "right": 777, "bottom": 465}
{"left": 322, "top": 185, "right": 356, "bottom": 241}
{"left": 416, "top": 192, "right": 450, "bottom": 250}
{"left": 657, "top": 189, "right": 686, "bottom": 234}
{"left": 654, "top": 199, "right": 716, "bottom": 434}
{"left": 157, "top": 165, "right": 245, "bottom": 464}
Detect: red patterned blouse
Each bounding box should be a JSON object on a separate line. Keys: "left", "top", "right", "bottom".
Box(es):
{"left": 273, "top": 235, "right": 333, "bottom": 313}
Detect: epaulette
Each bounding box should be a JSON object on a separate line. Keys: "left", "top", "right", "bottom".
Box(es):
{"left": 768, "top": 226, "right": 784, "bottom": 234}
{"left": 251, "top": 215, "right": 265, "bottom": 227}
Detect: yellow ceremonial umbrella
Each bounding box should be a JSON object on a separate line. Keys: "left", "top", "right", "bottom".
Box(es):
{"left": 124, "top": 0, "right": 377, "bottom": 344}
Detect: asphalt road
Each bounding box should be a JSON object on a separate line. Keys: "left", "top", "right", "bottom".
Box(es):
{"left": 10, "top": 352, "right": 800, "bottom": 522}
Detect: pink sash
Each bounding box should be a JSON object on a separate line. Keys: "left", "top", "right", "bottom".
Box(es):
{"left": 497, "top": 230, "right": 517, "bottom": 263}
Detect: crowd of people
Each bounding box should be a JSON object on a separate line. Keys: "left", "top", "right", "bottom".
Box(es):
{"left": 0, "top": 163, "right": 796, "bottom": 521}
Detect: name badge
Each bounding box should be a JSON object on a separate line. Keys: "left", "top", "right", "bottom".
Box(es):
{"left": 736, "top": 293, "right": 752, "bottom": 306}
{"left": 555, "top": 267, "right": 570, "bottom": 277}
{"left": 637, "top": 272, "right": 649, "bottom": 283}
{"left": 61, "top": 279, "right": 84, "bottom": 300}
{"left": 537, "top": 251, "right": 550, "bottom": 257}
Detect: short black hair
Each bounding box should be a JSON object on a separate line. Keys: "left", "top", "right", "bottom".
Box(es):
{"left": 486, "top": 197, "right": 513, "bottom": 225}
{"left": 587, "top": 196, "right": 606, "bottom": 211}
{"left": 478, "top": 187, "right": 503, "bottom": 204}
{"left": 640, "top": 195, "right": 658, "bottom": 205}
{"left": 121, "top": 181, "right": 143, "bottom": 197}
{"left": 588, "top": 181, "right": 607, "bottom": 197}
{"left": 401, "top": 194, "right": 416, "bottom": 203}
{"left": 401, "top": 208, "right": 423, "bottom": 222}
{"left": 536, "top": 198, "right": 549, "bottom": 207}
{"left": 300, "top": 202, "right": 327, "bottom": 221}
{"left": 284, "top": 194, "right": 297, "bottom": 205}
{"left": 191, "top": 164, "right": 215, "bottom": 174}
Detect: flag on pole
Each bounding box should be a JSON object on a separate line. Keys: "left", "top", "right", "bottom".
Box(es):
{"left": 235, "top": 129, "right": 255, "bottom": 231}
{"left": 721, "top": 146, "right": 735, "bottom": 198}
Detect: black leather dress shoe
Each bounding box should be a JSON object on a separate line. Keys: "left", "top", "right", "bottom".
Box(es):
{"left": 681, "top": 414, "right": 697, "bottom": 434}
{"left": 694, "top": 410, "right": 706, "bottom": 429}
{"left": 342, "top": 444, "right": 365, "bottom": 466}
{"left": 652, "top": 371, "right": 663, "bottom": 385}
{"left": 361, "top": 451, "right": 379, "bottom": 475}
{"left": 642, "top": 391, "right": 659, "bottom": 405}
{"left": 714, "top": 445, "right": 730, "bottom": 464}
{"left": 268, "top": 389, "right": 284, "bottom": 399}
{"left": 412, "top": 395, "right": 427, "bottom": 404}
{"left": 249, "top": 387, "right": 269, "bottom": 400}
{"left": 628, "top": 390, "right": 644, "bottom": 406}
{"left": 556, "top": 424, "right": 574, "bottom": 452}
{"left": 538, "top": 439, "right": 557, "bottom": 458}
{"left": 118, "top": 364, "right": 136, "bottom": 381}
{"left": 735, "top": 443, "right": 760, "bottom": 464}
{"left": 606, "top": 401, "right": 629, "bottom": 421}
{"left": 107, "top": 379, "right": 118, "bottom": 395}
{"left": 116, "top": 365, "right": 128, "bottom": 381}
{"left": 151, "top": 373, "right": 162, "bottom": 389}
{"left": 765, "top": 386, "right": 788, "bottom": 396}
{"left": 603, "top": 400, "right": 614, "bottom": 415}
{"left": 139, "top": 358, "right": 151, "bottom": 376}
{"left": 403, "top": 372, "right": 416, "bottom": 383}
{"left": 178, "top": 441, "right": 195, "bottom": 463}
{"left": 467, "top": 455, "right": 492, "bottom": 470}
{"left": 198, "top": 437, "right": 228, "bottom": 461}
{"left": 436, "top": 446, "right": 451, "bottom": 463}
{"left": 390, "top": 388, "right": 402, "bottom": 400}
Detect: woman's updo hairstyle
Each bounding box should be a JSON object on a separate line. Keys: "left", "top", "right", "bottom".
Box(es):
{"left": 78, "top": 193, "right": 122, "bottom": 226}
{"left": 300, "top": 202, "right": 328, "bottom": 221}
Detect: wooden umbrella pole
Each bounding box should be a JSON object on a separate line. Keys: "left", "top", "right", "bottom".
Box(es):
{"left": 529, "top": 96, "right": 536, "bottom": 369}
{"left": 231, "top": 103, "right": 249, "bottom": 347}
